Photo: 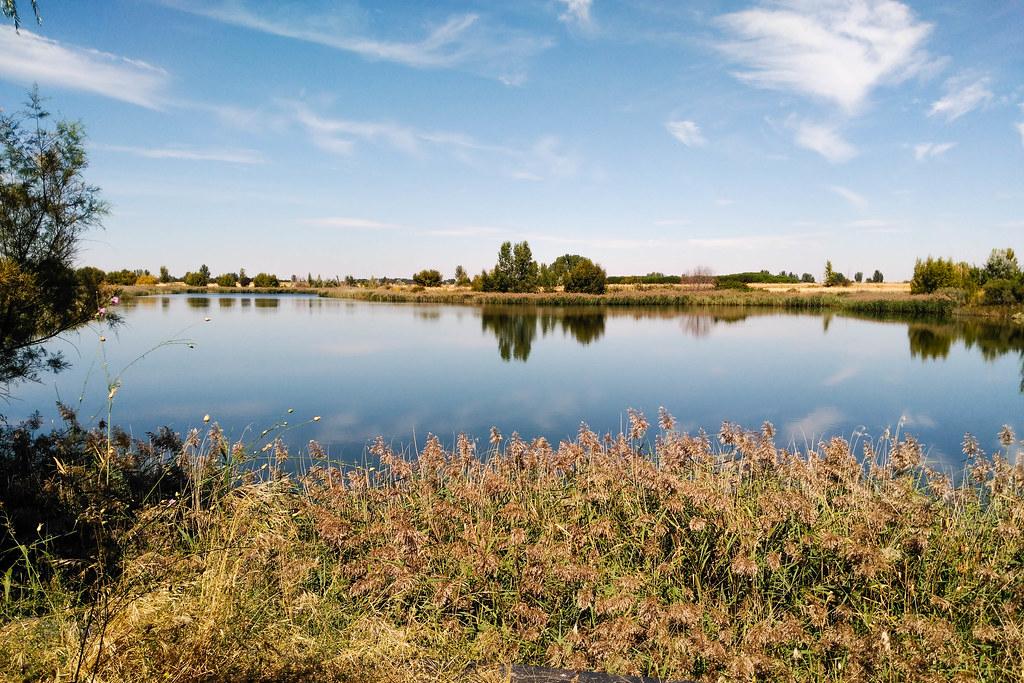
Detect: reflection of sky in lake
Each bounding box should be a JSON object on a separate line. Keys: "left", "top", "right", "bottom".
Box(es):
{"left": 6, "top": 295, "right": 1023, "bottom": 467}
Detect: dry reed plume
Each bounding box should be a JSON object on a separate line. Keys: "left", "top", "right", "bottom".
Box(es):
{"left": 3, "top": 412, "right": 1023, "bottom": 681}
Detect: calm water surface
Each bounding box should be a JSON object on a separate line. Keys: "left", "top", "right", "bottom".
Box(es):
{"left": 7, "top": 294, "right": 1024, "bottom": 466}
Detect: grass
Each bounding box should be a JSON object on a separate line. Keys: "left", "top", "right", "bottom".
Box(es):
{"left": 3, "top": 412, "right": 1023, "bottom": 681}
{"left": 318, "top": 286, "right": 959, "bottom": 318}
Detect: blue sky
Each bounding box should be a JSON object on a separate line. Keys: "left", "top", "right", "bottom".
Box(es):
{"left": 0, "top": 0, "right": 1021, "bottom": 279}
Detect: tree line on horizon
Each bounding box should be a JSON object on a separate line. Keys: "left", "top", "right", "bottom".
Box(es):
{"left": 909, "top": 248, "right": 1024, "bottom": 305}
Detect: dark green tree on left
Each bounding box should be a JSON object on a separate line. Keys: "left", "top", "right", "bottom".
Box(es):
{"left": 1, "top": 89, "right": 109, "bottom": 390}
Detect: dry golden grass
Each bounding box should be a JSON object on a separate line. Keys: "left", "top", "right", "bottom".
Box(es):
{"left": 4, "top": 414, "right": 1023, "bottom": 682}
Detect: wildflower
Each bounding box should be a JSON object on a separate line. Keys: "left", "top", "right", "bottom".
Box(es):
{"left": 110, "top": 296, "right": 120, "bottom": 305}
{"left": 97, "top": 306, "right": 106, "bottom": 317}
{"left": 999, "top": 425, "right": 1015, "bottom": 447}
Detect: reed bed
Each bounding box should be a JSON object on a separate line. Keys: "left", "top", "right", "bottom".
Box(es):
{"left": 2, "top": 413, "right": 1022, "bottom": 681}
{"left": 319, "top": 287, "right": 956, "bottom": 317}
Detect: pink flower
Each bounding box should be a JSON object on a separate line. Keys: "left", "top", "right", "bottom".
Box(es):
{"left": 97, "top": 307, "right": 107, "bottom": 317}
{"left": 110, "top": 296, "right": 120, "bottom": 305}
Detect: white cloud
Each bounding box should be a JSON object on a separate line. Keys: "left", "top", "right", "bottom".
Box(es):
{"left": 1017, "top": 121, "right": 1024, "bottom": 147}
{"left": 288, "top": 102, "right": 577, "bottom": 181}
{"left": 0, "top": 27, "right": 167, "bottom": 108}
{"left": 665, "top": 120, "right": 706, "bottom": 147}
{"left": 717, "top": 0, "right": 935, "bottom": 112}
{"left": 94, "top": 144, "right": 265, "bottom": 164}
{"left": 913, "top": 141, "right": 956, "bottom": 161}
{"left": 558, "top": 0, "right": 594, "bottom": 28}
{"left": 714, "top": 198, "right": 735, "bottom": 206}
{"left": 998, "top": 220, "right": 1024, "bottom": 230}
{"left": 654, "top": 218, "right": 690, "bottom": 226}
{"left": 929, "top": 74, "right": 993, "bottom": 121}
{"left": 847, "top": 218, "right": 887, "bottom": 227}
{"left": 305, "top": 217, "right": 402, "bottom": 230}
{"left": 794, "top": 121, "right": 857, "bottom": 162}
{"left": 164, "top": 1, "right": 552, "bottom": 84}
{"left": 830, "top": 185, "right": 867, "bottom": 208}
{"left": 784, "top": 406, "right": 844, "bottom": 443}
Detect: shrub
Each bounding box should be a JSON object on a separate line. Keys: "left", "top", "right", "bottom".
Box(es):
{"left": 870, "top": 270, "right": 884, "bottom": 283}
{"left": 823, "top": 261, "right": 850, "bottom": 287}
{"left": 158, "top": 265, "right": 173, "bottom": 283}
{"left": 136, "top": 274, "right": 158, "bottom": 285}
{"left": 910, "top": 257, "right": 960, "bottom": 294}
{"left": 252, "top": 272, "right": 279, "bottom": 288}
{"left": 238, "top": 269, "right": 251, "bottom": 287}
{"left": 982, "top": 278, "right": 1023, "bottom": 305}
{"left": 215, "top": 273, "right": 238, "bottom": 287}
{"left": 454, "top": 265, "right": 470, "bottom": 287}
{"left": 411, "top": 269, "right": 443, "bottom": 287}
{"left": 105, "top": 269, "right": 139, "bottom": 286}
{"left": 854, "top": 271, "right": 863, "bottom": 283}
{"left": 800, "top": 273, "right": 815, "bottom": 283}
{"left": 983, "top": 248, "right": 1020, "bottom": 283}
{"left": 183, "top": 265, "right": 211, "bottom": 287}
{"left": 563, "top": 258, "right": 607, "bottom": 294}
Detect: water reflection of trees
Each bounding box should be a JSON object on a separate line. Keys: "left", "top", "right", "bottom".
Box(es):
{"left": 480, "top": 307, "right": 749, "bottom": 362}
{"left": 908, "top": 320, "right": 1024, "bottom": 391}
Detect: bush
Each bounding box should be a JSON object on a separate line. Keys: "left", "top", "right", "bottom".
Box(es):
{"left": 411, "top": 269, "right": 442, "bottom": 287}
{"left": 105, "top": 269, "right": 139, "bottom": 286}
{"left": 714, "top": 278, "right": 751, "bottom": 290}
{"left": 183, "top": 265, "right": 211, "bottom": 287}
{"left": 800, "top": 273, "right": 816, "bottom": 283}
{"left": 252, "top": 272, "right": 279, "bottom": 288}
{"left": 870, "top": 270, "right": 884, "bottom": 283}
{"left": 982, "top": 278, "right": 1023, "bottom": 305}
{"left": 563, "top": 258, "right": 607, "bottom": 294}
{"left": 910, "top": 257, "right": 961, "bottom": 294}
{"left": 238, "top": 269, "right": 252, "bottom": 287}
{"left": 136, "top": 274, "right": 158, "bottom": 285}
{"left": 823, "top": 261, "right": 850, "bottom": 287}
{"left": 215, "top": 273, "right": 238, "bottom": 287}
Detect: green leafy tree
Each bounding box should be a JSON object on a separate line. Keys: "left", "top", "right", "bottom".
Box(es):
{"left": 252, "top": 272, "right": 279, "bottom": 287}
{"left": 158, "top": 265, "right": 172, "bottom": 283}
{"left": 549, "top": 254, "right": 584, "bottom": 286}
{"left": 215, "top": 272, "right": 238, "bottom": 287}
{"left": 823, "top": 260, "right": 850, "bottom": 287}
{"left": 984, "top": 248, "right": 1020, "bottom": 283}
{"left": 910, "top": 257, "right": 961, "bottom": 294}
{"left": 1, "top": 91, "right": 109, "bottom": 389}
{"left": 510, "top": 241, "right": 539, "bottom": 293}
{"left": 537, "top": 263, "right": 557, "bottom": 292}
{"left": 238, "top": 268, "right": 251, "bottom": 287}
{"left": 870, "top": 270, "right": 884, "bottom": 283}
{"left": 854, "top": 271, "right": 863, "bottom": 283}
{"left": 800, "top": 273, "right": 815, "bottom": 283}
{"left": 563, "top": 257, "right": 607, "bottom": 294}
{"left": 454, "top": 265, "right": 470, "bottom": 287}
{"left": 183, "top": 264, "right": 211, "bottom": 287}
{"left": 412, "top": 269, "right": 443, "bottom": 287}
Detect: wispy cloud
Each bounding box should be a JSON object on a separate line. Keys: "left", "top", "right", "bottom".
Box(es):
{"left": 1016, "top": 121, "right": 1024, "bottom": 148}
{"left": 163, "top": 1, "right": 552, "bottom": 84}
{"left": 824, "top": 366, "right": 858, "bottom": 386}
{"left": 94, "top": 144, "right": 265, "bottom": 164}
{"left": 665, "top": 119, "right": 706, "bottom": 147}
{"left": 784, "top": 406, "right": 844, "bottom": 444}
{"left": 794, "top": 121, "right": 857, "bottom": 163}
{"left": 714, "top": 198, "right": 735, "bottom": 207}
{"left": 716, "top": 0, "right": 935, "bottom": 113}
{"left": 913, "top": 141, "right": 956, "bottom": 161}
{"left": 288, "top": 102, "right": 578, "bottom": 181}
{"left": 305, "top": 217, "right": 402, "bottom": 230}
{"left": 0, "top": 27, "right": 168, "bottom": 108}
{"left": 654, "top": 218, "right": 690, "bottom": 227}
{"left": 558, "top": 0, "right": 594, "bottom": 29}
{"left": 830, "top": 185, "right": 867, "bottom": 208}
{"left": 929, "top": 74, "right": 993, "bottom": 121}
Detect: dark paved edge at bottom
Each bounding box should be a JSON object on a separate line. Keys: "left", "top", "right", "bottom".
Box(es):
{"left": 481, "top": 664, "right": 694, "bottom": 683}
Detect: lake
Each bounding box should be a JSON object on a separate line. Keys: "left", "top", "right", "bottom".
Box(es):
{"left": 6, "top": 294, "right": 1023, "bottom": 467}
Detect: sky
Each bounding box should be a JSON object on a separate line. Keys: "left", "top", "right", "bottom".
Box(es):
{"left": 0, "top": 0, "right": 1021, "bottom": 280}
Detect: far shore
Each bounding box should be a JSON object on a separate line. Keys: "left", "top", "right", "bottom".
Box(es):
{"left": 117, "top": 281, "right": 1022, "bottom": 321}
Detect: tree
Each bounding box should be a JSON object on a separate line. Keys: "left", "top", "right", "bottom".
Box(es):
{"left": 183, "top": 264, "right": 210, "bottom": 287}
{"left": 252, "top": 272, "right": 279, "bottom": 287}
{"left": 1, "top": 0, "right": 40, "bottom": 29}
{"left": 1, "top": 90, "right": 109, "bottom": 389}
{"left": 454, "top": 265, "right": 469, "bottom": 287}
{"left": 215, "top": 272, "right": 238, "bottom": 287}
{"left": 854, "top": 271, "right": 863, "bottom": 283}
{"left": 549, "top": 254, "right": 585, "bottom": 286}
{"left": 870, "top": 270, "right": 884, "bottom": 283}
{"left": 910, "top": 257, "right": 961, "bottom": 294}
{"left": 537, "top": 263, "right": 557, "bottom": 292}
{"left": 984, "top": 248, "right": 1020, "bottom": 283}
{"left": 823, "top": 260, "right": 850, "bottom": 287}
{"left": 412, "top": 269, "right": 442, "bottom": 287}
{"left": 238, "top": 268, "right": 251, "bottom": 287}
{"left": 158, "top": 265, "right": 173, "bottom": 283}
{"left": 801, "top": 273, "right": 815, "bottom": 283}
{"left": 510, "top": 241, "right": 539, "bottom": 293}
{"left": 563, "top": 257, "right": 607, "bottom": 294}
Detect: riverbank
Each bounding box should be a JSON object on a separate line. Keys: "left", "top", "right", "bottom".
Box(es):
{"left": 3, "top": 414, "right": 1021, "bottom": 682}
